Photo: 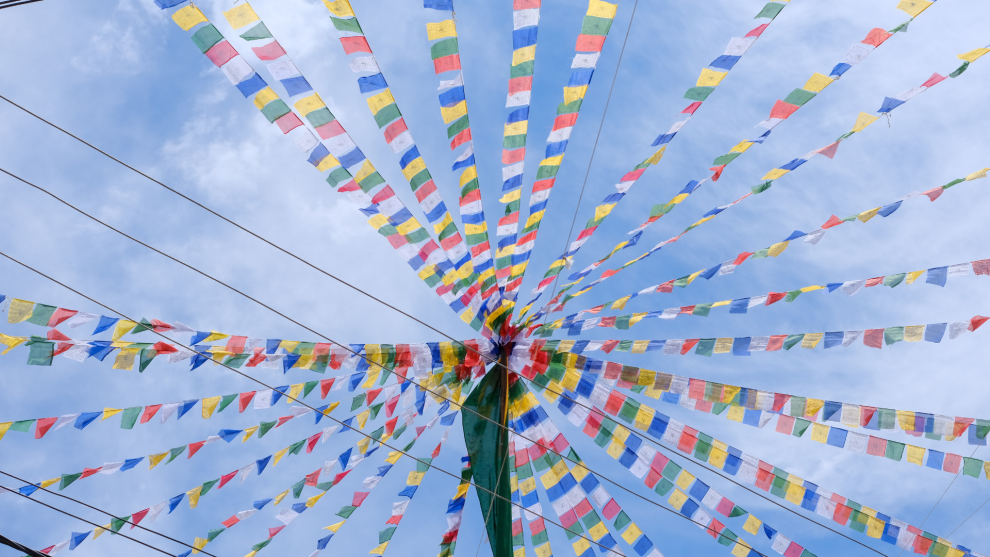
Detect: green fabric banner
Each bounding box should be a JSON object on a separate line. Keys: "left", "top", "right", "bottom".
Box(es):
{"left": 462, "top": 366, "right": 512, "bottom": 557}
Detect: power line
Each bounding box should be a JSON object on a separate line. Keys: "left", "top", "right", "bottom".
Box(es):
{"left": 0, "top": 250, "right": 643, "bottom": 557}
{"left": 0, "top": 483, "right": 178, "bottom": 556}
{"left": 0, "top": 165, "right": 866, "bottom": 553}
{"left": 0, "top": 0, "right": 45, "bottom": 10}
{"left": 0, "top": 470, "right": 218, "bottom": 557}
{"left": 0, "top": 94, "right": 496, "bottom": 355}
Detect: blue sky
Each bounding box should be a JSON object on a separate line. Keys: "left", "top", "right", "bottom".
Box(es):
{"left": 1, "top": 0, "right": 989, "bottom": 556}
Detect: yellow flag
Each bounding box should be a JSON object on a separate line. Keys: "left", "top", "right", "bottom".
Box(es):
{"left": 0, "top": 333, "right": 28, "bottom": 355}
{"left": 742, "top": 514, "right": 762, "bottom": 535}
{"left": 857, "top": 207, "right": 881, "bottom": 223}
{"left": 102, "top": 408, "right": 123, "bottom": 421}
{"left": 803, "top": 73, "right": 833, "bottom": 93}
{"left": 223, "top": 2, "right": 260, "bottom": 29}
{"left": 41, "top": 477, "right": 60, "bottom": 488}
{"left": 367, "top": 90, "right": 396, "bottom": 114}
{"left": 370, "top": 542, "right": 389, "bottom": 555}
{"left": 732, "top": 541, "right": 753, "bottom": 557}
{"left": 356, "top": 409, "right": 371, "bottom": 429}
{"left": 93, "top": 524, "right": 109, "bottom": 539}
{"left": 426, "top": 20, "right": 457, "bottom": 40}
{"left": 273, "top": 447, "right": 290, "bottom": 466}
{"left": 587, "top": 0, "right": 618, "bottom": 18}
{"left": 111, "top": 320, "right": 137, "bottom": 341}
{"left": 192, "top": 537, "right": 209, "bottom": 554}
{"left": 307, "top": 491, "right": 325, "bottom": 508}
{"left": 253, "top": 87, "right": 279, "bottom": 110}
{"left": 621, "top": 521, "right": 643, "bottom": 543}
{"left": 762, "top": 168, "right": 789, "bottom": 181}
{"left": 7, "top": 299, "right": 34, "bottom": 323}
{"left": 563, "top": 85, "right": 588, "bottom": 105}
{"left": 851, "top": 112, "right": 879, "bottom": 133}
{"left": 243, "top": 426, "right": 259, "bottom": 442}
{"left": 187, "top": 486, "right": 202, "bottom": 509}
{"left": 896, "top": 0, "right": 932, "bottom": 17}
{"left": 324, "top": 521, "right": 345, "bottom": 532}
{"left": 958, "top": 47, "right": 990, "bottom": 63}
{"left": 273, "top": 489, "right": 290, "bottom": 506}
{"left": 202, "top": 396, "right": 222, "bottom": 418}
{"left": 696, "top": 68, "right": 727, "bottom": 87}
{"left": 0, "top": 422, "right": 11, "bottom": 442}
{"left": 172, "top": 5, "right": 207, "bottom": 31}
{"left": 323, "top": 0, "right": 355, "bottom": 17}
{"left": 148, "top": 452, "right": 169, "bottom": 469}
{"left": 766, "top": 241, "right": 789, "bottom": 257}
{"left": 294, "top": 93, "right": 326, "bottom": 115}
{"left": 112, "top": 348, "right": 140, "bottom": 370}
{"left": 801, "top": 332, "right": 824, "bottom": 349}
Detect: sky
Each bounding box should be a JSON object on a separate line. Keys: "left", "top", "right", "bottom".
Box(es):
{"left": 0, "top": 0, "right": 989, "bottom": 556}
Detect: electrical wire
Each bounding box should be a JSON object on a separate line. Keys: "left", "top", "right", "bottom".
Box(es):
{"left": 0, "top": 94, "right": 498, "bottom": 352}
{"left": 0, "top": 469, "right": 219, "bottom": 557}
{"left": 0, "top": 249, "right": 643, "bottom": 557}
{"left": 0, "top": 166, "right": 873, "bottom": 553}
{"left": 0, "top": 0, "right": 45, "bottom": 10}
{"left": 0, "top": 483, "right": 179, "bottom": 556}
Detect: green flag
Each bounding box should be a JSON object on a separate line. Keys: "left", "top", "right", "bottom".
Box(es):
{"left": 462, "top": 366, "right": 512, "bottom": 557}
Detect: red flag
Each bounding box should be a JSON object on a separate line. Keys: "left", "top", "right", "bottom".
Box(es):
{"left": 46, "top": 329, "right": 70, "bottom": 341}
{"left": 80, "top": 467, "right": 102, "bottom": 479}
{"left": 130, "top": 508, "right": 149, "bottom": 528}
{"left": 320, "top": 378, "right": 335, "bottom": 399}
{"left": 35, "top": 417, "right": 57, "bottom": 439}
{"left": 187, "top": 441, "right": 206, "bottom": 459}
{"left": 306, "top": 432, "right": 321, "bottom": 454}
{"left": 268, "top": 525, "right": 285, "bottom": 538}
{"left": 219, "top": 471, "right": 237, "bottom": 489}
{"left": 140, "top": 405, "right": 162, "bottom": 424}
{"left": 47, "top": 308, "right": 77, "bottom": 327}
{"left": 305, "top": 469, "right": 322, "bottom": 486}
{"left": 239, "top": 391, "right": 256, "bottom": 413}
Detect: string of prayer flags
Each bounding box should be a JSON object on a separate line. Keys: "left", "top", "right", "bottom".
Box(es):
{"left": 10, "top": 397, "right": 392, "bottom": 500}
{"left": 494, "top": 0, "right": 542, "bottom": 296}
{"left": 320, "top": 0, "right": 486, "bottom": 331}
{"left": 366, "top": 435, "right": 449, "bottom": 556}
{"left": 203, "top": 435, "right": 394, "bottom": 557}
{"left": 158, "top": 2, "right": 470, "bottom": 326}
{"left": 521, "top": 314, "right": 990, "bottom": 362}
{"left": 493, "top": 0, "right": 622, "bottom": 330}
{"left": 423, "top": 1, "right": 498, "bottom": 307}
{"left": 521, "top": 346, "right": 990, "bottom": 481}
{"left": 0, "top": 379, "right": 348, "bottom": 443}
{"left": 707, "top": 11, "right": 924, "bottom": 183}
{"left": 519, "top": 345, "right": 989, "bottom": 447}
{"left": 305, "top": 431, "right": 438, "bottom": 557}
{"left": 174, "top": 385, "right": 437, "bottom": 557}
{"left": 561, "top": 394, "right": 804, "bottom": 557}
{"left": 546, "top": 381, "right": 975, "bottom": 556}
{"left": 508, "top": 452, "right": 558, "bottom": 557}
{"left": 37, "top": 397, "right": 406, "bottom": 557}
{"left": 509, "top": 395, "right": 666, "bottom": 557}
{"left": 436, "top": 457, "right": 472, "bottom": 557}
{"left": 518, "top": 0, "right": 795, "bottom": 323}
{"left": 533, "top": 258, "right": 990, "bottom": 336}
{"left": 524, "top": 166, "right": 989, "bottom": 327}
{"left": 522, "top": 46, "right": 989, "bottom": 327}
